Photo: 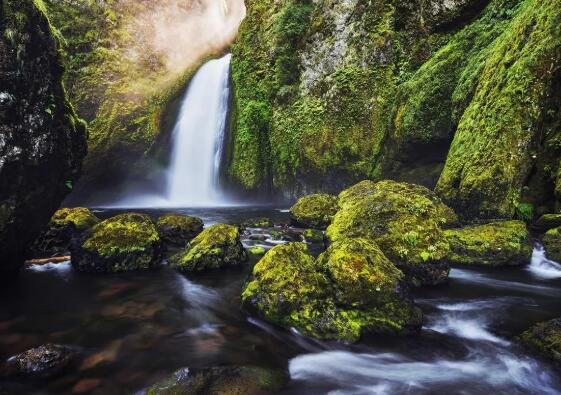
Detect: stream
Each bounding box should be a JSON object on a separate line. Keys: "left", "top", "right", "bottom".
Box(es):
{"left": 1, "top": 207, "right": 561, "bottom": 394}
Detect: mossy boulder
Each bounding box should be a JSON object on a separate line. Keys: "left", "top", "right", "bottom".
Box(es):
{"left": 71, "top": 213, "right": 163, "bottom": 272}
{"left": 519, "top": 318, "right": 561, "bottom": 366}
{"left": 532, "top": 214, "right": 561, "bottom": 233}
{"left": 247, "top": 246, "right": 267, "bottom": 257}
{"left": 32, "top": 208, "right": 100, "bottom": 257}
{"left": 242, "top": 241, "right": 422, "bottom": 342}
{"left": 543, "top": 227, "right": 561, "bottom": 263}
{"left": 146, "top": 366, "right": 289, "bottom": 395}
{"left": 303, "top": 229, "right": 324, "bottom": 243}
{"left": 289, "top": 194, "right": 338, "bottom": 229}
{"left": 170, "top": 224, "right": 247, "bottom": 273}
{"left": 156, "top": 214, "right": 204, "bottom": 247}
{"left": 327, "top": 180, "right": 458, "bottom": 286}
{"left": 241, "top": 217, "right": 274, "bottom": 228}
{"left": 444, "top": 221, "right": 533, "bottom": 266}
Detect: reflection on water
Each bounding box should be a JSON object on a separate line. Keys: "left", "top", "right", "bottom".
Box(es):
{"left": 1, "top": 208, "right": 561, "bottom": 394}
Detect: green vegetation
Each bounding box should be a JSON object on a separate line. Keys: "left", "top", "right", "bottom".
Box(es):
{"left": 289, "top": 193, "right": 339, "bottom": 229}
{"left": 444, "top": 221, "right": 533, "bottom": 266}
{"left": 543, "top": 227, "right": 561, "bottom": 262}
{"left": 519, "top": 318, "right": 561, "bottom": 365}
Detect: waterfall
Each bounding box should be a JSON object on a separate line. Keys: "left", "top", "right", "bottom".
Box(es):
{"left": 165, "top": 53, "right": 232, "bottom": 207}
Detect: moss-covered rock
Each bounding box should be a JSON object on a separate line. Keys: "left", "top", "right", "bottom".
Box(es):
{"left": 156, "top": 214, "right": 204, "bottom": 247}
{"left": 327, "top": 180, "right": 457, "bottom": 286}
{"left": 532, "top": 214, "right": 561, "bottom": 233}
{"left": 0, "top": 0, "right": 87, "bottom": 275}
{"left": 32, "top": 208, "right": 100, "bottom": 257}
{"left": 543, "top": 227, "right": 561, "bottom": 262}
{"left": 241, "top": 217, "right": 274, "bottom": 228}
{"left": 519, "top": 318, "right": 561, "bottom": 365}
{"left": 289, "top": 194, "right": 338, "bottom": 229}
{"left": 444, "top": 220, "right": 532, "bottom": 266}
{"left": 146, "top": 366, "right": 289, "bottom": 395}
{"left": 242, "top": 241, "right": 421, "bottom": 342}
{"left": 71, "top": 213, "right": 163, "bottom": 272}
{"left": 247, "top": 246, "right": 267, "bottom": 257}
{"left": 303, "top": 229, "right": 324, "bottom": 243}
{"left": 170, "top": 224, "right": 247, "bottom": 273}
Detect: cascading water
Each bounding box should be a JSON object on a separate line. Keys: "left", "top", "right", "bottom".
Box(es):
{"left": 165, "top": 53, "right": 232, "bottom": 207}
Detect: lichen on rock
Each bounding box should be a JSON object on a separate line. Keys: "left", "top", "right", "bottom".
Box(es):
{"left": 289, "top": 193, "right": 339, "bottom": 229}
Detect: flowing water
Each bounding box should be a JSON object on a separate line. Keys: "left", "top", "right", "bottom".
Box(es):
{"left": 1, "top": 208, "right": 561, "bottom": 394}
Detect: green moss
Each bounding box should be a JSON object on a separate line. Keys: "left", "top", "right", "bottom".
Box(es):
{"left": 532, "top": 214, "right": 561, "bottom": 233}
{"left": 543, "top": 226, "right": 561, "bottom": 262}
{"left": 303, "top": 229, "right": 324, "bottom": 243}
{"left": 519, "top": 318, "right": 561, "bottom": 364}
{"left": 289, "top": 193, "right": 338, "bottom": 229}
{"left": 156, "top": 214, "right": 204, "bottom": 246}
{"left": 170, "top": 224, "right": 247, "bottom": 272}
{"left": 241, "top": 217, "right": 274, "bottom": 228}
{"left": 49, "top": 207, "right": 99, "bottom": 231}
{"left": 444, "top": 220, "right": 532, "bottom": 266}
{"left": 327, "top": 180, "right": 456, "bottom": 286}
{"left": 247, "top": 246, "right": 267, "bottom": 257}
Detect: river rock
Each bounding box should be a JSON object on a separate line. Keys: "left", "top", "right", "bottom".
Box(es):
{"left": 3, "top": 344, "right": 76, "bottom": 379}
{"left": 170, "top": 224, "right": 247, "bottom": 272}
{"left": 303, "top": 229, "right": 324, "bottom": 243}
{"left": 0, "top": 0, "right": 87, "bottom": 276}
{"left": 241, "top": 217, "right": 274, "bottom": 228}
{"left": 444, "top": 220, "right": 533, "bottom": 266}
{"left": 247, "top": 246, "right": 267, "bottom": 257}
{"left": 156, "top": 214, "right": 204, "bottom": 247}
{"left": 289, "top": 194, "right": 338, "bottom": 229}
{"left": 146, "top": 366, "right": 289, "bottom": 395}
{"left": 32, "top": 208, "right": 99, "bottom": 257}
{"left": 327, "top": 180, "right": 458, "bottom": 286}
{"left": 519, "top": 318, "right": 561, "bottom": 365}
{"left": 531, "top": 214, "right": 561, "bottom": 233}
{"left": 71, "top": 213, "right": 164, "bottom": 272}
{"left": 242, "top": 241, "right": 422, "bottom": 343}
{"left": 543, "top": 227, "right": 561, "bottom": 263}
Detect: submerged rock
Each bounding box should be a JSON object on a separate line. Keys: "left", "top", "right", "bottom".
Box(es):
{"left": 531, "top": 214, "right": 561, "bottom": 233}
{"left": 327, "top": 180, "right": 457, "bottom": 286}
{"left": 444, "top": 221, "right": 533, "bottom": 266}
{"left": 3, "top": 344, "right": 76, "bottom": 379}
{"left": 170, "top": 224, "right": 247, "bottom": 273}
{"left": 289, "top": 194, "right": 338, "bottom": 229}
{"left": 156, "top": 214, "right": 204, "bottom": 247}
{"left": 146, "top": 366, "right": 289, "bottom": 395}
{"left": 519, "top": 318, "right": 561, "bottom": 365}
{"left": 242, "top": 241, "right": 422, "bottom": 342}
{"left": 543, "top": 227, "right": 561, "bottom": 263}
{"left": 32, "top": 208, "right": 99, "bottom": 257}
{"left": 71, "top": 213, "right": 163, "bottom": 272}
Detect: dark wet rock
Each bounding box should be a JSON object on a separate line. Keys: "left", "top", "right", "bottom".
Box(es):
{"left": 0, "top": 0, "right": 87, "bottom": 276}
{"left": 543, "top": 227, "right": 561, "bottom": 263}
{"left": 248, "top": 234, "right": 268, "bottom": 241}
{"left": 241, "top": 217, "right": 274, "bottom": 228}
{"left": 531, "top": 214, "right": 561, "bottom": 233}
{"left": 156, "top": 214, "right": 204, "bottom": 247}
{"left": 444, "top": 220, "right": 533, "bottom": 266}
{"left": 242, "top": 241, "right": 422, "bottom": 343}
{"left": 302, "top": 229, "right": 324, "bottom": 243}
{"left": 170, "top": 224, "right": 247, "bottom": 273}
{"left": 31, "top": 208, "right": 99, "bottom": 257}
{"left": 71, "top": 213, "right": 164, "bottom": 273}
{"left": 145, "top": 365, "right": 289, "bottom": 395}
{"left": 518, "top": 318, "right": 561, "bottom": 366}
{"left": 327, "top": 180, "right": 457, "bottom": 286}
{"left": 3, "top": 344, "right": 76, "bottom": 379}
{"left": 289, "top": 194, "right": 338, "bottom": 230}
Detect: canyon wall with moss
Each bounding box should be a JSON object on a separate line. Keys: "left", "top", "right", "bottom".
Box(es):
{"left": 227, "top": 0, "right": 561, "bottom": 218}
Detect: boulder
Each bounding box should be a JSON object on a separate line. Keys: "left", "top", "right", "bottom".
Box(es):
{"left": 289, "top": 194, "right": 338, "bottom": 229}
{"left": 543, "top": 227, "right": 561, "bottom": 263}
{"left": 170, "top": 224, "right": 247, "bottom": 273}
{"left": 32, "top": 208, "right": 99, "bottom": 257}
{"left": 156, "top": 214, "right": 203, "bottom": 247}
{"left": 71, "top": 213, "right": 163, "bottom": 272}
{"left": 327, "top": 180, "right": 458, "bottom": 286}
{"left": 242, "top": 241, "right": 421, "bottom": 342}
{"left": 518, "top": 318, "right": 561, "bottom": 365}
{"left": 247, "top": 246, "right": 267, "bottom": 257}
{"left": 444, "top": 221, "right": 533, "bottom": 266}
{"left": 146, "top": 366, "right": 289, "bottom": 395}
{"left": 302, "top": 229, "right": 324, "bottom": 243}
{"left": 531, "top": 214, "right": 561, "bottom": 233}
{"left": 241, "top": 217, "right": 273, "bottom": 228}
{"left": 3, "top": 344, "right": 76, "bottom": 379}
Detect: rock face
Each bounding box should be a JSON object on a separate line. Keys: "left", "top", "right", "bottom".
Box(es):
{"left": 327, "top": 180, "right": 457, "bottom": 286}
{"left": 0, "top": 0, "right": 87, "bottom": 275}
{"left": 146, "top": 366, "right": 289, "bottom": 395}
{"left": 519, "top": 318, "right": 561, "bottom": 365}
{"left": 4, "top": 344, "right": 76, "bottom": 379}
{"left": 170, "top": 224, "right": 247, "bottom": 272}
{"left": 32, "top": 208, "right": 99, "bottom": 257}
{"left": 543, "top": 227, "right": 561, "bottom": 262}
{"left": 242, "top": 241, "right": 422, "bottom": 342}
{"left": 71, "top": 213, "right": 163, "bottom": 272}
{"left": 444, "top": 221, "right": 533, "bottom": 266}
{"left": 156, "top": 214, "right": 204, "bottom": 247}
{"left": 226, "top": 0, "right": 561, "bottom": 219}
{"left": 289, "top": 194, "right": 338, "bottom": 229}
